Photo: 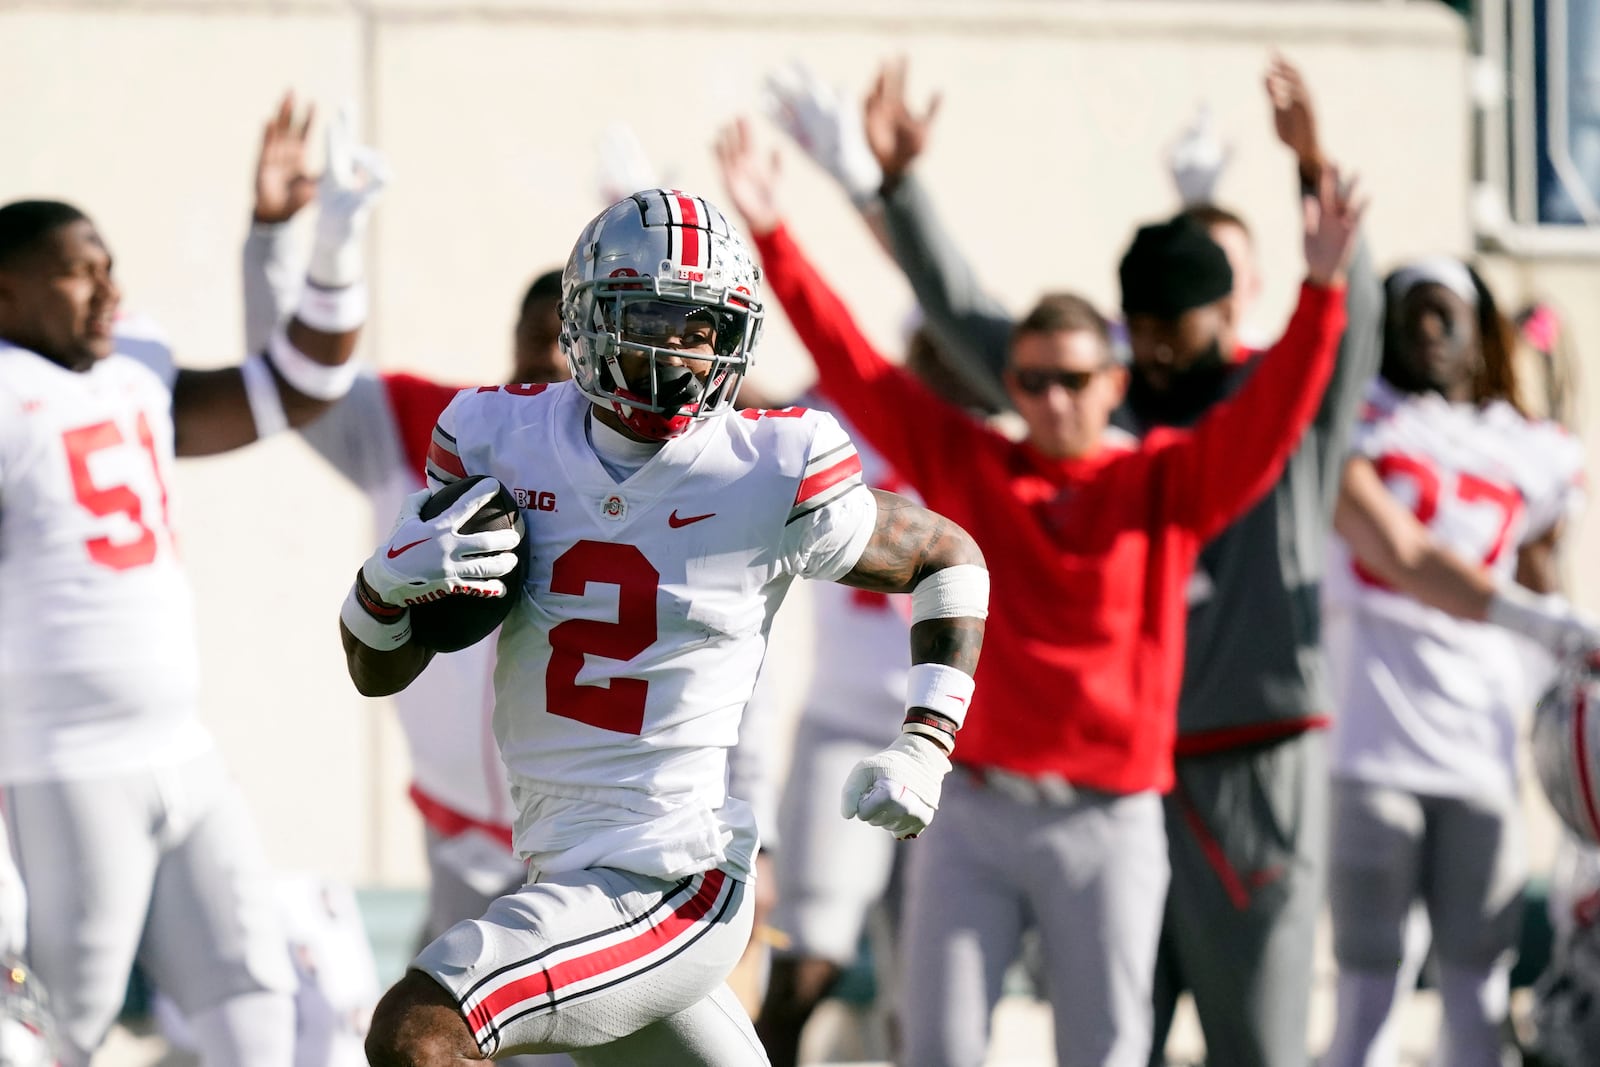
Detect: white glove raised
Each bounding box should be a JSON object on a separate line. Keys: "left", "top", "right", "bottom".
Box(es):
{"left": 1168, "top": 102, "right": 1230, "bottom": 206}
{"left": 309, "top": 106, "right": 391, "bottom": 288}
{"left": 763, "top": 61, "right": 883, "bottom": 206}
{"left": 840, "top": 732, "right": 952, "bottom": 839}
{"left": 596, "top": 122, "right": 661, "bottom": 205}
{"left": 1488, "top": 583, "right": 1600, "bottom": 659}
{"left": 361, "top": 482, "right": 520, "bottom": 608}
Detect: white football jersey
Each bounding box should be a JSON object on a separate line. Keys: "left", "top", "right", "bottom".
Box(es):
{"left": 1324, "top": 378, "right": 1585, "bottom": 801}
{"left": 301, "top": 373, "right": 515, "bottom": 832}
{"left": 429, "top": 382, "right": 877, "bottom": 881}
{"left": 0, "top": 323, "right": 210, "bottom": 783}
{"left": 798, "top": 398, "right": 914, "bottom": 737}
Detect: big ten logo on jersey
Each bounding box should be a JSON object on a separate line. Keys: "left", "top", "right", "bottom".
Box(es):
{"left": 1354, "top": 450, "right": 1524, "bottom": 591}
{"left": 62, "top": 413, "right": 175, "bottom": 571}
{"left": 512, "top": 489, "right": 558, "bottom": 513}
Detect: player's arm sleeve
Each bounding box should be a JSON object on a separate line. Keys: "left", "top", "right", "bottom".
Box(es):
{"left": 752, "top": 223, "right": 980, "bottom": 494}
{"left": 1157, "top": 281, "right": 1348, "bottom": 542}
{"left": 878, "top": 173, "right": 1015, "bottom": 406}
{"left": 242, "top": 220, "right": 304, "bottom": 357}
{"left": 778, "top": 414, "right": 878, "bottom": 582}
{"left": 297, "top": 372, "right": 397, "bottom": 492}
{"left": 424, "top": 389, "right": 475, "bottom": 491}
{"left": 1309, "top": 230, "right": 1383, "bottom": 512}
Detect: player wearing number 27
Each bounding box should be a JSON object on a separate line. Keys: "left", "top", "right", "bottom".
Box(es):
{"left": 1321, "top": 258, "right": 1596, "bottom": 1067}
{"left": 345, "top": 189, "right": 989, "bottom": 1066}
{"left": 0, "top": 109, "right": 386, "bottom": 1066}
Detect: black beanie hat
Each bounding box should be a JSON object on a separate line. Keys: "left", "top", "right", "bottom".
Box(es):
{"left": 1118, "top": 213, "right": 1233, "bottom": 319}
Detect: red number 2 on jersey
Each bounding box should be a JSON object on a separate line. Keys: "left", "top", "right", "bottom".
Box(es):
{"left": 1353, "top": 451, "right": 1523, "bottom": 590}
{"left": 62, "top": 414, "right": 173, "bottom": 572}
{"left": 545, "top": 540, "right": 661, "bottom": 734}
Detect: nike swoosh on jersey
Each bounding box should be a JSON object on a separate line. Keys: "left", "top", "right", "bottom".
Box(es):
{"left": 386, "top": 537, "right": 431, "bottom": 559}
{"left": 667, "top": 510, "right": 716, "bottom": 528}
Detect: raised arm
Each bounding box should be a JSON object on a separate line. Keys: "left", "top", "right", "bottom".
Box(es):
{"left": 1160, "top": 166, "right": 1361, "bottom": 540}
{"left": 172, "top": 106, "right": 388, "bottom": 457}
{"left": 836, "top": 489, "right": 987, "bottom": 839}
{"left": 717, "top": 118, "right": 977, "bottom": 489}
{"left": 242, "top": 92, "right": 317, "bottom": 356}
{"left": 1265, "top": 55, "right": 1385, "bottom": 491}
{"left": 1335, "top": 455, "right": 1600, "bottom": 654}
{"left": 864, "top": 59, "right": 1013, "bottom": 401}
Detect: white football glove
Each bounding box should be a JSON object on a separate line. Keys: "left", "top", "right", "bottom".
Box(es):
{"left": 361, "top": 482, "right": 520, "bottom": 608}
{"left": 596, "top": 122, "right": 661, "bottom": 205}
{"left": 309, "top": 106, "right": 391, "bottom": 288}
{"left": 840, "top": 733, "right": 952, "bottom": 839}
{"left": 763, "top": 61, "right": 883, "bottom": 206}
{"left": 1488, "top": 583, "right": 1600, "bottom": 659}
{"left": 1168, "top": 101, "right": 1230, "bottom": 206}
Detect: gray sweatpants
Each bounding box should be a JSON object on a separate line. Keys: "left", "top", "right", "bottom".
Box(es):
{"left": 1323, "top": 778, "right": 1524, "bottom": 1067}
{"left": 2, "top": 751, "right": 296, "bottom": 1065}
{"left": 1150, "top": 730, "right": 1327, "bottom": 1067}
{"left": 898, "top": 770, "right": 1168, "bottom": 1067}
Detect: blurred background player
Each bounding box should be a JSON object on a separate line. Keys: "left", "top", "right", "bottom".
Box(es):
{"left": 240, "top": 92, "right": 573, "bottom": 1067}
{"left": 348, "top": 188, "right": 990, "bottom": 1064}
{"left": 0, "top": 102, "right": 385, "bottom": 1066}
{"left": 826, "top": 54, "right": 1380, "bottom": 1067}
{"left": 1320, "top": 257, "right": 1594, "bottom": 1067}
{"left": 719, "top": 115, "right": 1361, "bottom": 1066}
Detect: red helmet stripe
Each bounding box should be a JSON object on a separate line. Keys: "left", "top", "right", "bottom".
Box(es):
{"left": 676, "top": 194, "right": 701, "bottom": 267}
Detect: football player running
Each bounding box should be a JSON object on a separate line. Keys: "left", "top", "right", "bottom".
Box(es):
{"left": 0, "top": 108, "right": 386, "bottom": 1065}
{"left": 345, "top": 190, "right": 989, "bottom": 1065}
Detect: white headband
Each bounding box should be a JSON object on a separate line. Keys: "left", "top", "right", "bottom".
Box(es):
{"left": 1390, "top": 256, "right": 1478, "bottom": 308}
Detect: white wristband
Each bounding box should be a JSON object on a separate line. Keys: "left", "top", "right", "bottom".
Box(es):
{"left": 240, "top": 353, "right": 289, "bottom": 439}
{"left": 296, "top": 279, "right": 368, "bottom": 333}
{"left": 267, "top": 326, "right": 362, "bottom": 402}
{"left": 910, "top": 563, "right": 990, "bottom": 623}
{"left": 905, "top": 662, "right": 975, "bottom": 730}
{"left": 341, "top": 584, "right": 412, "bottom": 650}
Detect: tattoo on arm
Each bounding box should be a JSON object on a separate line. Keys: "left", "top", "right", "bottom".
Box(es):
{"left": 841, "top": 490, "right": 986, "bottom": 673}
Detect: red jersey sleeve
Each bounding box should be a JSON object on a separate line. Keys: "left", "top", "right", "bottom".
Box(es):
{"left": 1154, "top": 281, "right": 1348, "bottom": 542}
{"left": 382, "top": 372, "right": 468, "bottom": 482}
{"left": 752, "top": 224, "right": 983, "bottom": 492}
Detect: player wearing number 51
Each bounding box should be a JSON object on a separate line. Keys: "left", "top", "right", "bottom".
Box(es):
{"left": 0, "top": 106, "right": 386, "bottom": 1067}
{"left": 341, "top": 189, "right": 987, "bottom": 1066}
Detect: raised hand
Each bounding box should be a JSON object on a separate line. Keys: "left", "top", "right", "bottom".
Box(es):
{"left": 1302, "top": 163, "right": 1365, "bottom": 288}
{"left": 763, "top": 60, "right": 882, "bottom": 205}
{"left": 253, "top": 92, "right": 317, "bottom": 224}
{"left": 308, "top": 106, "right": 391, "bottom": 288}
{"left": 714, "top": 118, "right": 782, "bottom": 238}
{"left": 1169, "top": 102, "right": 1231, "bottom": 206}
{"left": 863, "top": 56, "right": 941, "bottom": 183}
{"left": 1266, "top": 53, "right": 1325, "bottom": 178}
{"left": 596, "top": 123, "right": 660, "bottom": 206}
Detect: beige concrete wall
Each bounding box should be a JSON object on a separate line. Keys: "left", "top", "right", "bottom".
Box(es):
{"left": 1, "top": 0, "right": 1490, "bottom": 886}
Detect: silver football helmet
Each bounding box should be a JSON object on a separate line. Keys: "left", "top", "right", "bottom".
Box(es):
{"left": 0, "top": 957, "right": 60, "bottom": 1067}
{"left": 1533, "top": 658, "right": 1600, "bottom": 846}
{"left": 560, "top": 189, "right": 763, "bottom": 441}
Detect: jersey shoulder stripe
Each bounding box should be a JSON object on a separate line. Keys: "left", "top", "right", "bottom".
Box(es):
{"left": 787, "top": 412, "right": 865, "bottom": 525}
{"left": 427, "top": 420, "right": 466, "bottom": 485}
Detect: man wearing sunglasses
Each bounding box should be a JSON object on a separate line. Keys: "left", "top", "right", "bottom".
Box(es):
{"left": 717, "top": 116, "right": 1361, "bottom": 1067}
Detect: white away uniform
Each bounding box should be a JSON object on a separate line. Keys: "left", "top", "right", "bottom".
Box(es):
{"left": 768, "top": 400, "right": 915, "bottom": 966}
{"left": 0, "top": 326, "right": 294, "bottom": 1065}
{"left": 409, "top": 381, "right": 877, "bottom": 1061}
{"left": 1321, "top": 378, "right": 1584, "bottom": 1067}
